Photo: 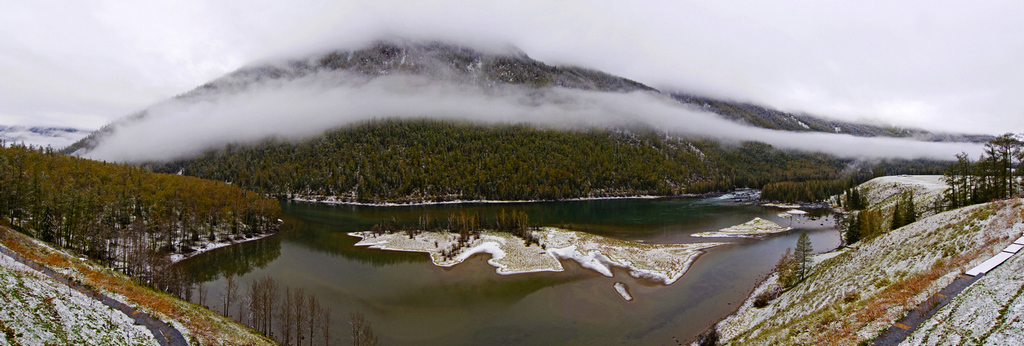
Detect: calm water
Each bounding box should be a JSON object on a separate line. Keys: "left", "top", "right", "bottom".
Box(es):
{"left": 176, "top": 197, "right": 840, "bottom": 345}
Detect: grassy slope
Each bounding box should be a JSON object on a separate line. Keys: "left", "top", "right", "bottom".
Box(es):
{"left": 0, "top": 226, "right": 274, "bottom": 346}
{"left": 0, "top": 251, "right": 157, "bottom": 346}
{"left": 904, "top": 226, "right": 1024, "bottom": 345}
{"left": 715, "top": 176, "right": 1024, "bottom": 345}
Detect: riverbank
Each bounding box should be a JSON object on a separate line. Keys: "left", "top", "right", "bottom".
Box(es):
{"left": 169, "top": 228, "right": 279, "bottom": 264}
{"left": 289, "top": 189, "right": 762, "bottom": 207}
{"left": 294, "top": 194, "right": 663, "bottom": 207}
{"left": 351, "top": 227, "right": 724, "bottom": 285}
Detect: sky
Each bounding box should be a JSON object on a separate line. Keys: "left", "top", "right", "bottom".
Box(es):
{"left": 2, "top": 1, "right": 1022, "bottom": 142}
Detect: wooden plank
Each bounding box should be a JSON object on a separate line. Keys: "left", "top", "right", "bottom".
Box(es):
{"left": 966, "top": 252, "right": 1014, "bottom": 276}
{"left": 894, "top": 323, "right": 911, "bottom": 330}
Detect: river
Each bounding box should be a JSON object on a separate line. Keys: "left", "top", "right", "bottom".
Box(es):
{"left": 175, "top": 196, "right": 840, "bottom": 345}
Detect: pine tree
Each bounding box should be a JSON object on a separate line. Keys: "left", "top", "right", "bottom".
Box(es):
{"left": 903, "top": 193, "right": 917, "bottom": 225}
{"left": 844, "top": 212, "right": 861, "bottom": 245}
{"left": 890, "top": 199, "right": 904, "bottom": 230}
{"left": 794, "top": 233, "right": 813, "bottom": 281}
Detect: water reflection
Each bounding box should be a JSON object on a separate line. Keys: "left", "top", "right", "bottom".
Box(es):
{"left": 177, "top": 232, "right": 282, "bottom": 282}
{"left": 177, "top": 198, "right": 840, "bottom": 345}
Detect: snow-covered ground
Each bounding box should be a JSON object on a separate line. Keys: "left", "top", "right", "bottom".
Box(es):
{"left": 903, "top": 229, "right": 1024, "bottom": 345}
{"left": 351, "top": 227, "right": 724, "bottom": 286}
{"left": 711, "top": 175, "right": 1024, "bottom": 345}
{"left": 0, "top": 251, "right": 157, "bottom": 346}
{"left": 613, "top": 282, "right": 633, "bottom": 301}
{"left": 858, "top": 175, "right": 949, "bottom": 218}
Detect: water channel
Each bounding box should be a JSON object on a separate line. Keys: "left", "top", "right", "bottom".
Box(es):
{"left": 176, "top": 196, "right": 840, "bottom": 345}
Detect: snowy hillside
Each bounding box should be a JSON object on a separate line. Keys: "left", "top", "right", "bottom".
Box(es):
{"left": 713, "top": 176, "right": 1024, "bottom": 345}
{"left": 0, "top": 251, "right": 157, "bottom": 345}
{"left": 903, "top": 233, "right": 1024, "bottom": 345}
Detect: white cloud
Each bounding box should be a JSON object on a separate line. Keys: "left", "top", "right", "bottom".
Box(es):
{"left": 3, "top": 0, "right": 1023, "bottom": 136}
{"left": 83, "top": 73, "right": 985, "bottom": 163}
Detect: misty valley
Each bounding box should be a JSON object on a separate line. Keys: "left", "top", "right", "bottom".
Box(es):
{"left": 2, "top": 36, "right": 1023, "bottom": 346}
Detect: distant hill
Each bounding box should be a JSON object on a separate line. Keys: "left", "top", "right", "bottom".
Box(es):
{"left": 0, "top": 125, "right": 90, "bottom": 149}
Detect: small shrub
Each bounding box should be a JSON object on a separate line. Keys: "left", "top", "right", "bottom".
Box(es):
{"left": 843, "top": 291, "right": 860, "bottom": 303}
{"left": 753, "top": 285, "right": 783, "bottom": 308}
{"left": 695, "top": 327, "right": 720, "bottom": 346}
{"left": 753, "top": 294, "right": 770, "bottom": 308}
{"left": 873, "top": 277, "right": 891, "bottom": 288}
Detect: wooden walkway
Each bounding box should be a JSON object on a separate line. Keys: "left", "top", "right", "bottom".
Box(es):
{"left": 872, "top": 235, "right": 1024, "bottom": 345}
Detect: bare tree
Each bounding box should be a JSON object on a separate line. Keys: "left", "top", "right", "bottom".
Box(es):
{"left": 224, "top": 274, "right": 238, "bottom": 318}
{"left": 247, "top": 282, "right": 265, "bottom": 334}
{"left": 349, "top": 312, "right": 378, "bottom": 346}
{"left": 322, "top": 307, "right": 331, "bottom": 346}
{"left": 280, "top": 287, "right": 294, "bottom": 345}
{"left": 308, "top": 294, "right": 322, "bottom": 346}
{"left": 293, "top": 288, "right": 307, "bottom": 346}
{"left": 239, "top": 296, "right": 249, "bottom": 327}
{"left": 264, "top": 277, "right": 279, "bottom": 337}
{"left": 247, "top": 276, "right": 280, "bottom": 336}
{"left": 196, "top": 281, "right": 207, "bottom": 307}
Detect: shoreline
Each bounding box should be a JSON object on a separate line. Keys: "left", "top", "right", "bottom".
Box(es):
{"left": 169, "top": 228, "right": 280, "bottom": 264}
{"left": 698, "top": 243, "right": 849, "bottom": 342}
{"left": 287, "top": 189, "right": 767, "bottom": 207}
{"left": 290, "top": 194, "right": 665, "bottom": 207}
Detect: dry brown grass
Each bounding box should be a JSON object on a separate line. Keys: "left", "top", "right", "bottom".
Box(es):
{"left": 807, "top": 201, "right": 1018, "bottom": 344}
{"left": 0, "top": 226, "right": 274, "bottom": 346}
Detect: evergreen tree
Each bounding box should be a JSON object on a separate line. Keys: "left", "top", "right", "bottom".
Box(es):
{"left": 794, "top": 233, "right": 813, "bottom": 280}
{"left": 903, "top": 192, "right": 917, "bottom": 225}
{"left": 890, "top": 199, "right": 904, "bottom": 231}
{"left": 844, "top": 212, "right": 861, "bottom": 245}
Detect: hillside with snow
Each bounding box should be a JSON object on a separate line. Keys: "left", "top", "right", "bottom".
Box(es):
{"left": 0, "top": 250, "right": 157, "bottom": 345}
{"left": 712, "top": 176, "right": 1024, "bottom": 345}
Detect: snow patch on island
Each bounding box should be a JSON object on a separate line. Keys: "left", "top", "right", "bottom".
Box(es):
{"left": 692, "top": 217, "right": 791, "bottom": 238}
{"left": 350, "top": 227, "right": 724, "bottom": 285}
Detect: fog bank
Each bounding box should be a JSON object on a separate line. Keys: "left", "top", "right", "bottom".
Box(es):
{"left": 83, "top": 73, "right": 984, "bottom": 163}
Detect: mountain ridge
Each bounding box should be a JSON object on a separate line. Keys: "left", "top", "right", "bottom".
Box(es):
{"left": 64, "top": 39, "right": 989, "bottom": 157}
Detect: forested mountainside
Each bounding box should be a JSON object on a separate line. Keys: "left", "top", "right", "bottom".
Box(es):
{"left": 61, "top": 40, "right": 966, "bottom": 203}
{"left": 0, "top": 142, "right": 280, "bottom": 284}
{"left": 670, "top": 94, "right": 992, "bottom": 142}
{"left": 142, "top": 119, "right": 944, "bottom": 204}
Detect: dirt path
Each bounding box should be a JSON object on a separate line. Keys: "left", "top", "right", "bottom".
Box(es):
{"left": 0, "top": 243, "right": 189, "bottom": 346}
